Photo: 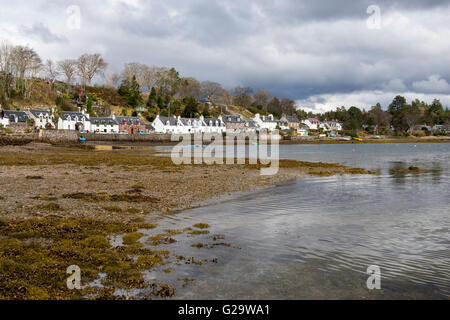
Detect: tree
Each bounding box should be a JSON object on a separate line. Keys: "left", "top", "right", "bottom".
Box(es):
{"left": 200, "top": 81, "right": 223, "bottom": 102}
{"left": 57, "top": 59, "right": 77, "bottom": 86}
{"left": 118, "top": 75, "right": 142, "bottom": 107}
{"left": 147, "top": 86, "right": 157, "bottom": 106}
{"left": 142, "top": 66, "right": 163, "bottom": 92}
{"left": 253, "top": 89, "right": 271, "bottom": 111}
{"left": 77, "top": 53, "right": 107, "bottom": 86}
{"left": 368, "top": 103, "right": 392, "bottom": 134}
{"left": 427, "top": 99, "right": 444, "bottom": 125}
{"left": 180, "top": 77, "right": 201, "bottom": 99}
{"left": 279, "top": 98, "right": 296, "bottom": 116}
{"left": 156, "top": 67, "right": 181, "bottom": 97}
{"left": 401, "top": 105, "right": 420, "bottom": 134}
{"left": 0, "top": 42, "right": 14, "bottom": 99}
{"left": 44, "top": 59, "right": 60, "bottom": 84}
{"left": 267, "top": 97, "right": 281, "bottom": 115}
{"left": 233, "top": 86, "right": 253, "bottom": 107}
{"left": 388, "top": 95, "right": 406, "bottom": 114}
{"left": 109, "top": 72, "right": 121, "bottom": 88}
{"left": 181, "top": 97, "right": 200, "bottom": 118}
{"left": 10, "top": 45, "right": 42, "bottom": 98}
{"left": 345, "top": 106, "right": 364, "bottom": 132}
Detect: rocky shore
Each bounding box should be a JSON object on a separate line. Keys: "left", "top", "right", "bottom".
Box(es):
{"left": 0, "top": 143, "right": 375, "bottom": 299}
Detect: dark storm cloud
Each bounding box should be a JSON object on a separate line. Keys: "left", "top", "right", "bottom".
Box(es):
{"left": 19, "top": 22, "right": 67, "bottom": 43}
{"left": 2, "top": 0, "right": 450, "bottom": 110}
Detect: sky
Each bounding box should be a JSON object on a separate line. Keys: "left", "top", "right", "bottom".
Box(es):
{"left": 1, "top": 0, "right": 450, "bottom": 113}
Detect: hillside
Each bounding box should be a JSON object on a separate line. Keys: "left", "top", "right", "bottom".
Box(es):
{"left": 1, "top": 79, "right": 130, "bottom": 115}
{"left": 0, "top": 79, "right": 257, "bottom": 122}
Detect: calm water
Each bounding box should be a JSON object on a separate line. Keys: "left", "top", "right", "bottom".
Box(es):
{"left": 141, "top": 143, "right": 450, "bottom": 299}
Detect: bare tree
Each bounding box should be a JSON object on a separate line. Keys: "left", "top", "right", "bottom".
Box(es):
{"left": 44, "top": 59, "right": 60, "bottom": 84}
{"left": 279, "top": 98, "right": 297, "bottom": 115}
{"left": 253, "top": 89, "right": 272, "bottom": 111}
{"left": 0, "top": 42, "right": 14, "bottom": 98}
{"left": 77, "top": 53, "right": 107, "bottom": 86}
{"left": 200, "top": 81, "right": 224, "bottom": 103}
{"left": 122, "top": 62, "right": 145, "bottom": 86}
{"left": 180, "top": 77, "right": 201, "bottom": 99}
{"left": 10, "top": 45, "right": 42, "bottom": 98}
{"left": 142, "top": 66, "right": 163, "bottom": 92}
{"left": 57, "top": 59, "right": 77, "bottom": 86}
{"left": 0, "top": 42, "right": 13, "bottom": 74}
{"left": 110, "top": 72, "right": 121, "bottom": 88}
{"left": 233, "top": 86, "right": 253, "bottom": 107}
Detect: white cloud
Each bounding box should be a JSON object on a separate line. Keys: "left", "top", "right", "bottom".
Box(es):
{"left": 296, "top": 90, "right": 450, "bottom": 113}
{"left": 412, "top": 75, "right": 450, "bottom": 93}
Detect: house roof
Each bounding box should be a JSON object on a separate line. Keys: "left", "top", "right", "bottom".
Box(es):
{"left": 306, "top": 118, "right": 319, "bottom": 122}
{"left": 283, "top": 116, "right": 300, "bottom": 123}
{"left": 28, "top": 109, "right": 51, "bottom": 118}
{"left": 60, "top": 112, "right": 90, "bottom": 122}
{"left": 90, "top": 117, "right": 118, "bottom": 125}
{"left": 115, "top": 116, "right": 144, "bottom": 125}
{"left": 3, "top": 110, "right": 29, "bottom": 122}
{"left": 204, "top": 118, "right": 224, "bottom": 127}
{"left": 245, "top": 120, "right": 257, "bottom": 128}
{"left": 223, "top": 115, "right": 244, "bottom": 123}
{"left": 158, "top": 116, "right": 178, "bottom": 126}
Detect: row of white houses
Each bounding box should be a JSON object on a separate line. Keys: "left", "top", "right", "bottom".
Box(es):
{"left": 152, "top": 115, "right": 227, "bottom": 134}
{"left": 0, "top": 108, "right": 55, "bottom": 129}
{"left": 1, "top": 107, "right": 342, "bottom": 136}
{"left": 302, "top": 118, "right": 343, "bottom": 131}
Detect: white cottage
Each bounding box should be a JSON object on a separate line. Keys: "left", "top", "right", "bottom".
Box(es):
{"left": 26, "top": 108, "right": 55, "bottom": 129}
{"left": 0, "top": 110, "right": 10, "bottom": 127}
{"left": 153, "top": 115, "right": 226, "bottom": 134}
{"left": 203, "top": 116, "right": 226, "bottom": 134}
{"left": 253, "top": 114, "right": 278, "bottom": 131}
{"left": 153, "top": 115, "right": 183, "bottom": 134}
{"left": 302, "top": 118, "right": 321, "bottom": 130}
{"left": 89, "top": 117, "right": 119, "bottom": 133}
{"left": 58, "top": 111, "right": 91, "bottom": 131}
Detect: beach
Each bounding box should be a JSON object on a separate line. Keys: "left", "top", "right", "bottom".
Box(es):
{"left": 0, "top": 143, "right": 374, "bottom": 299}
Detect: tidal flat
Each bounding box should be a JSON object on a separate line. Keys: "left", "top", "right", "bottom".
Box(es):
{"left": 0, "top": 143, "right": 374, "bottom": 299}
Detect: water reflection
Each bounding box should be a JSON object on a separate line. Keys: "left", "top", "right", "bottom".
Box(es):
{"left": 144, "top": 143, "right": 450, "bottom": 299}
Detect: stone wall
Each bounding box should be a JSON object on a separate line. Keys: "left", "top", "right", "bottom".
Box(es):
{"left": 39, "top": 130, "right": 79, "bottom": 144}
{"left": 0, "top": 133, "right": 36, "bottom": 146}
{"left": 79, "top": 133, "right": 173, "bottom": 143}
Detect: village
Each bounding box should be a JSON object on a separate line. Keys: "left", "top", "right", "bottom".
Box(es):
{"left": 0, "top": 106, "right": 349, "bottom": 137}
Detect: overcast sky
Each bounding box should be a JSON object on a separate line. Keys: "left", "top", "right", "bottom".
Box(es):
{"left": 1, "top": 0, "right": 450, "bottom": 112}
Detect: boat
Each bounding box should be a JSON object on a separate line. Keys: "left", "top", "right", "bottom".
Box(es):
{"left": 338, "top": 136, "right": 352, "bottom": 141}
{"left": 353, "top": 137, "right": 363, "bottom": 142}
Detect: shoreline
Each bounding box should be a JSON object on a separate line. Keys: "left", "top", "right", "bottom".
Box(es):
{"left": 2, "top": 131, "right": 450, "bottom": 147}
